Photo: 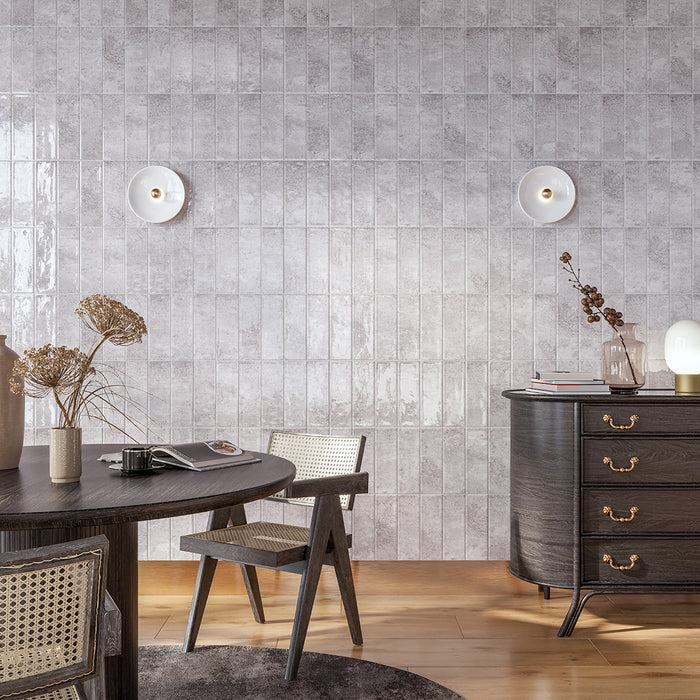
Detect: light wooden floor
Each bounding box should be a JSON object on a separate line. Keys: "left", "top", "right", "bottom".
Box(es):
{"left": 139, "top": 560, "right": 700, "bottom": 699}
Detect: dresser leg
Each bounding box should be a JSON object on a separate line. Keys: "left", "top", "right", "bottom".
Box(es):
{"left": 558, "top": 588, "right": 581, "bottom": 636}
{"left": 559, "top": 590, "right": 603, "bottom": 636}
{"left": 538, "top": 585, "right": 551, "bottom": 600}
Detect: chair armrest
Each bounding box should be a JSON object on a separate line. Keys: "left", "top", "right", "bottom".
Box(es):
{"left": 100, "top": 590, "right": 122, "bottom": 657}
{"left": 284, "top": 471, "right": 369, "bottom": 499}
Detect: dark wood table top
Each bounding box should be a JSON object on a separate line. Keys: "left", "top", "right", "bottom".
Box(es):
{"left": 0, "top": 444, "right": 296, "bottom": 529}
{"left": 502, "top": 388, "right": 699, "bottom": 402}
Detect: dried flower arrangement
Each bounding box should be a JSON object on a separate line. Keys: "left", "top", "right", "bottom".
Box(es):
{"left": 559, "top": 252, "right": 639, "bottom": 386}
{"left": 10, "top": 295, "right": 147, "bottom": 433}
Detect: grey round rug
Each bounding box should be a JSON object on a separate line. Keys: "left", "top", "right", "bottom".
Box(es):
{"left": 139, "top": 645, "right": 463, "bottom": 699}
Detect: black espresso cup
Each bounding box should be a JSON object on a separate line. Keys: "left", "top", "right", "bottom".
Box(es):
{"left": 121, "top": 447, "right": 153, "bottom": 475}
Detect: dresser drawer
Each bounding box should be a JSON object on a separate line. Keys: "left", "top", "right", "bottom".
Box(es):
{"left": 582, "top": 488, "right": 700, "bottom": 534}
{"left": 582, "top": 404, "right": 700, "bottom": 435}
{"left": 583, "top": 538, "right": 700, "bottom": 584}
{"left": 582, "top": 438, "right": 700, "bottom": 484}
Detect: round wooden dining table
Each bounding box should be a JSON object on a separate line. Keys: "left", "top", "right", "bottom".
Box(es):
{"left": 0, "top": 443, "right": 296, "bottom": 700}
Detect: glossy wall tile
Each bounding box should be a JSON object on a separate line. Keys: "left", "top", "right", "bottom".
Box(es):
{"left": 1, "top": 0, "right": 694, "bottom": 560}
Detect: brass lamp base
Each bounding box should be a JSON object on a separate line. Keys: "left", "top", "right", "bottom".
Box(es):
{"left": 674, "top": 373, "right": 700, "bottom": 394}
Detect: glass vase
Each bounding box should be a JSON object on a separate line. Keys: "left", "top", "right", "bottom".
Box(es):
{"left": 602, "top": 323, "right": 646, "bottom": 393}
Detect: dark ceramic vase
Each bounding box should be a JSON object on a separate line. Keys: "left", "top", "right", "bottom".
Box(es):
{"left": 0, "top": 335, "right": 24, "bottom": 469}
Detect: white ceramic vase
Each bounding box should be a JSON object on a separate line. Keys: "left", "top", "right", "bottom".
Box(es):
{"left": 49, "top": 427, "right": 82, "bottom": 483}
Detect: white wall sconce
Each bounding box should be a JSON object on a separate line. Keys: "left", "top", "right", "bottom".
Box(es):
{"left": 128, "top": 166, "right": 186, "bottom": 223}
{"left": 665, "top": 320, "right": 700, "bottom": 394}
{"left": 517, "top": 166, "right": 576, "bottom": 223}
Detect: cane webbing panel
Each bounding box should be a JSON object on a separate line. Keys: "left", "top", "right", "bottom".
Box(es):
{"left": 267, "top": 433, "right": 363, "bottom": 509}
{"left": 189, "top": 521, "right": 310, "bottom": 553}
{"left": 1, "top": 647, "right": 66, "bottom": 684}
{"left": 27, "top": 686, "right": 81, "bottom": 700}
{"left": 0, "top": 548, "right": 103, "bottom": 699}
{"left": 182, "top": 521, "right": 311, "bottom": 567}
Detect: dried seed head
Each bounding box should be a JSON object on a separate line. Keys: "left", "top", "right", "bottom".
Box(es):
{"left": 76, "top": 294, "right": 147, "bottom": 346}
{"left": 11, "top": 345, "right": 94, "bottom": 398}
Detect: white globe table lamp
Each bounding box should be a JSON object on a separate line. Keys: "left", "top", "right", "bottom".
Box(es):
{"left": 664, "top": 320, "right": 700, "bottom": 394}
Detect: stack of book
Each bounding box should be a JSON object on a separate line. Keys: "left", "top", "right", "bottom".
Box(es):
{"left": 527, "top": 371, "right": 611, "bottom": 394}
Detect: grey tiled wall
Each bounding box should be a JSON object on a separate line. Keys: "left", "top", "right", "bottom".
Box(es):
{"left": 3, "top": 0, "right": 691, "bottom": 560}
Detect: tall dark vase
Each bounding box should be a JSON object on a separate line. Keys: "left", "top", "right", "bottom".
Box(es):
{"left": 0, "top": 335, "right": 24, "bottom": 469}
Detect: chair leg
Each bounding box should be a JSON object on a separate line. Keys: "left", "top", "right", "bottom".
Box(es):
{"left": 229, "top": 504, "right": 265, "bottom": 623}
{"left": 240, "top": 564, "right": 265, "bottom": 623}
{"left": 183, "top": 555, "right": 218, "bottom": 652}
{"left": 183, "top": 508, "right": 231, "bottom": 652}
{"left": 83, "top": 657, "right": 104, "bottom": 699}
{"left": 329, "top": 504, "right": 362, "bottom": 645}
{"left": 285, "top": 495, "right": 335, "bottom": 681}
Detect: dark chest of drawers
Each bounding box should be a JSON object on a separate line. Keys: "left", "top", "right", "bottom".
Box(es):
{"left": 503, "top": 389, "right": 700, "bottom": 636}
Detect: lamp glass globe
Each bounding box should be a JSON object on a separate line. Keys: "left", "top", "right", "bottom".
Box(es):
{"left": 664, "top": 320, "right": 700, "bottom": 374}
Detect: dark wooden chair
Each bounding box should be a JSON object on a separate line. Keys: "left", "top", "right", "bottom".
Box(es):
{"left": 0, "top": 535, "right": 121, "bottom": 700}
{"left": 180, "top": 432, "right": 368, "bottom": 680}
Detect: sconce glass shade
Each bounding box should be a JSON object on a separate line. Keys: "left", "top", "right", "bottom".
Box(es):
{"left": 664, "top": 320, "right": 700, "bottom": 394}
{"left": 128, "top": 166, "right": 185, "bottom": 223}
{"left": 517, "top": 166, "right": 576, "bottom": 223}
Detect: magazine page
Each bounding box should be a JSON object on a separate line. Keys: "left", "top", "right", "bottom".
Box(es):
{"left": 151, "top": 440, "right": 247, "bottom": 468}
{"left": 204, "top": 440, "right": 243, "bottom": 456}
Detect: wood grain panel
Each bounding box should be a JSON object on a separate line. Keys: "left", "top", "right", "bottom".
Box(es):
{"left": 583, "top": 438, "right": 700, "bottom": 484}
{"left": 582, "top": 404, "right": 700, "bottom": 435}
{"left": 509, "top": 399, "right": 575, "bottom": 589}
{"left": 583, "top": 538, "right": 700, "bottom": 584}
{"left": 582, "top": 488, "right": 700, "bottom": 534}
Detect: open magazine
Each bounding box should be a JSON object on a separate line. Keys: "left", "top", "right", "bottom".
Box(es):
{"left": 150, "top": 440, "right": 261, "bottom": 471}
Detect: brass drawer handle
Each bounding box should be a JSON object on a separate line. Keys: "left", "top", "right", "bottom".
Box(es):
{"left": 603, "top": 456, "right": 639, "bottom": 472}
{"left": 602, "top": 414, "right": 639, "bottom": 430}
{"left": 602, "top": 505, "right": 639, "bottom": 522}
{"left": 602, "top": 553, "right": 639, "bottom": 571}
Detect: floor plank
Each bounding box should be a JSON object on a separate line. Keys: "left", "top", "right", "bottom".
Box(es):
{"left": 138, "top": 561, "right": 700, "bottom": 698}
{"left": 279, "top": 636, "right": 608, "bottom": 669}
{"left": 412, "top": 666, "right": 700, "bottom": 700}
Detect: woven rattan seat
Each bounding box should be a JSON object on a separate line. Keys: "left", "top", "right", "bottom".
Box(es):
{"left": 181, "top": 432, "right": 368, "bottom": 681}
{"left": 0, "top": 535, "right": 121, "bottom": 700}
{"left": 185, "top": 520, "right": 353, "bottom": 569}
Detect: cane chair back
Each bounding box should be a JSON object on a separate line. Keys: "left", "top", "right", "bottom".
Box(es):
{"left": 0, "top": 536, "right": 109, "bottom": 700}
{"left": 267, "top": 432, "right": 365, "bottom": 509}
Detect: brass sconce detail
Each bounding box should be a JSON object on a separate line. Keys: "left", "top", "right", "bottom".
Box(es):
{"left": 128, "top": 166, "right": 185, "bottom": 223}
{"left": 517, "top": 166, "right": 575, "bottom": 223}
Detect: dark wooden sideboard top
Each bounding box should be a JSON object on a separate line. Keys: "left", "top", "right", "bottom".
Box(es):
{"left": 503, "top": 388, "right": 700, "bottom": 402}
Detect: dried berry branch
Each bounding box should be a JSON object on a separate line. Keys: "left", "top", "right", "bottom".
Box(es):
{"left": 559, "top": 252, "right": 638, "bottom": 386}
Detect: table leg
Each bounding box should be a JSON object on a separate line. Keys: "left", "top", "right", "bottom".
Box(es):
{"left": 100, "top": 522, "right": 139, "bottom": 699}
{"left": 1, "top": 522, "right": 139, "bottom": 700}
